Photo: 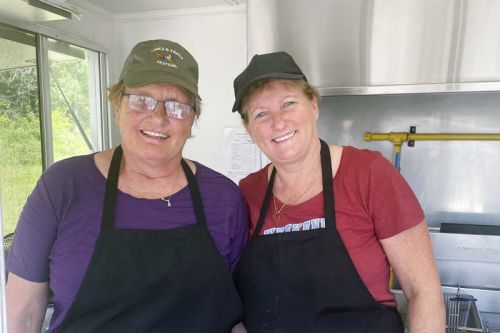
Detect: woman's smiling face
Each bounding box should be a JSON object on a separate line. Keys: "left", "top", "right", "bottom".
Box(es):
{"left": 116, "top": 82, "right": 195, "bottom": 164}
{"left": 244, "top": 80, "right": 319, "bottom": 165}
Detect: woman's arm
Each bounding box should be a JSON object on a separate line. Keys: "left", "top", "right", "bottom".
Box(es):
{"left": 380, "top": 220, "right": 445, "bottom": 333}
{"left": 6, "top": 273, "right": 49, "bottom": 333}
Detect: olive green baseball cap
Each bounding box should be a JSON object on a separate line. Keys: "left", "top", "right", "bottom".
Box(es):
{"left": 232, "top": 51, "right": 307, "bottom": 114}
{"left": 119, "top": 39, "right": 200, "bottom": 99}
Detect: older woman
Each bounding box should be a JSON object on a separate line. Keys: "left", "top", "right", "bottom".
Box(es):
{"left": 231, "top": 52, "right": 444, "bottom": 332}
{"left": 6, "top": 39, "right": 247, "bottom": 333}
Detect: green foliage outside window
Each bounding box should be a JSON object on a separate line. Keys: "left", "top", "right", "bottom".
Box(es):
{"left": 0, "top": 66, "right": 41, "bottom": 235}
{"left": 50, "top": 59, "right": 92, "bottom": 162}
{"left": 1, "top": 59, "right": 91, "bottom": 235}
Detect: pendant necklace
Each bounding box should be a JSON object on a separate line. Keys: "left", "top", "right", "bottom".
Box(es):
{"left": 159, "top": 164, "right": 182, "bottom": 207}
{"left": 272, "top": 196, "right": 287, "bottom": 222}
{"left": 272, "top": 161, "right": 321, "bottom": 222}
{"left": 161, "top": 195, "right": 173, "bottom": 207}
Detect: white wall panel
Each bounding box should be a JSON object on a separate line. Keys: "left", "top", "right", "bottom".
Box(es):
{"left": 111, "top": 5, "right": 247, "bottom": 175}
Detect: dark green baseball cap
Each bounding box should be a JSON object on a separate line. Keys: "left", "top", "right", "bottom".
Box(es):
{"left": 119, "top": 39, "right": 200, "bottom": 99}
{"left": 232, "top": 51, "right": 307, "bottom": 114}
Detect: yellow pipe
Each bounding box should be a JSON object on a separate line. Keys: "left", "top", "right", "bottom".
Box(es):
{"left": 364, "top": 130, "right": 500, "bottom": 290}
{"left": 364, "top": 132, "right": 500, "bottom": 142}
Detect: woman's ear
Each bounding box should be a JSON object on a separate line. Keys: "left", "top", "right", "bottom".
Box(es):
{"left": 311, "top": 96, "right": 319, "bottom": 120}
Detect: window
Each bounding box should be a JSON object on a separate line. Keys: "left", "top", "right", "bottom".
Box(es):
{"left": 0, "top": 27, "right": 41, "bottom": 236}
{"left": 0, "top": 23, "right": 109, "bottom": 235}
{"left": 48, "top": 38, "right": 105, "bottom": 162}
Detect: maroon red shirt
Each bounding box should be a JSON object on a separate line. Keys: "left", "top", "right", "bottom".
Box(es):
{"left": 239, "top": 146, "right": 424, "bottom": 306}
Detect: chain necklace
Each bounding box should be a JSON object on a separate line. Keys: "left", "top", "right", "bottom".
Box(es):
{"left": 272, "top": 161, "right": 321, "bottom": 222}
{"left": 272, "top": 197, "right": 286, "bottom": 222}
{"left": 159, "top": 165, "right": 183, "bottom": 207}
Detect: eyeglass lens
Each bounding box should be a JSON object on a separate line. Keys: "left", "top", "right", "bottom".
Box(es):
{"left": 124, "top": 94, "right": 192, "bottom": 119}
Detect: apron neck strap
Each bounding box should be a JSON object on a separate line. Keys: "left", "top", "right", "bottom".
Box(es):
{"left": 320, "top": 139, "right": 335, "bottom": 228}
{"left": 101, "top": 145, "right": 122, "bottom": 231}
{"left": 180, "top": 159, "right": 208, "bottom": 227}
{"left": 100, "top": 147, "right": 207, "bottom": 231}
{"left": 253, "top": 166, "right": 277, "bottom": 235}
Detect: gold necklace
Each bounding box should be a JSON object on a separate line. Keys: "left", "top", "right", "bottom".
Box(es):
{"left": 272, "top": 196, "right": 287, "bottom": 222}
{"left": 271, "top": 162, "right": 321, "bottom": 222}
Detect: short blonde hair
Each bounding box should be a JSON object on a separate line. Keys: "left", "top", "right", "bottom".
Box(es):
{"left": 107, "top": 80, "right": 202, "bottom": 118}
{"left": 240, "top": 79, "right": 319, "bottom": 123}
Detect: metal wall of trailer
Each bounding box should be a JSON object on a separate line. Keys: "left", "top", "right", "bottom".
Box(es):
{"left": 248, "top": 0, "right": 500, "bottom": 95}
{"left": 317, "top": 90, "right": 500, "bottom": 330}
{"left": 317, "top": 91, "right": 500, "bottom": 229}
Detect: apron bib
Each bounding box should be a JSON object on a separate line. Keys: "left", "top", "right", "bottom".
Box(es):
{"left": 234, "top": 140, "right": 403, "bottom": 333}
{"left": 55, "top": 146, "right": 242, "bottom": 333}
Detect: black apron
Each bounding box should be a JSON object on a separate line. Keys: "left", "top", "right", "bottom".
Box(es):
{"left": 54, "top": 146, "right": 242, "bottom": 333}
{"left": 234, "top": 140, "right": 403, "bottom": 333}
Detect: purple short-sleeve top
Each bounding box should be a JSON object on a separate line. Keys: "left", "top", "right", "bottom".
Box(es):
{"left": 7, "top": 153, "right": 248, "bottom": 332}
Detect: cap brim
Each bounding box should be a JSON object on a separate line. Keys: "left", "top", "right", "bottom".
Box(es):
{"left": 232, "top": 72, "right": 305, "bottom": 113}
{"left": 124, "top": 71, "right": 201, "bottom": 100}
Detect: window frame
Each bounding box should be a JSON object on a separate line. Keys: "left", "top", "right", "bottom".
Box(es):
{"left": 0, "top": 21, "right": 111, "bottom": 333}
{"left": 1, "top": 21, "right": 111, "bottom": 169}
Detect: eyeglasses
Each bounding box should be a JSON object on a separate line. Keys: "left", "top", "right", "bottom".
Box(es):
{"left": 122, "top": 93, "right": 194, "bottom": 120}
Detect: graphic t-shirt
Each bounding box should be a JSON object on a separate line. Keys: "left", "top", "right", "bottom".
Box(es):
{"left": 239, "top": 146, "right": 424, "bottom": 305}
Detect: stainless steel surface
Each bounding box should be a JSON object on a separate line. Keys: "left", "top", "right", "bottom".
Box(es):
{"left": 394, "top": 232, "right": 500, "bottom": 329}
{"left": 431, "top": 232, "right": 500, "bottom": 328}
{"left": 318, "top": 91, "right": 500, "bottom": 329}
{"left": 317, "top": 92, "right": 500, "bottom": 229}
{"left": 394, "top": 287, "right": 500, "bottom": 331}
{"left": 247, "top": 0, "right": 500, "bottom": 95}
{"left": 431, "top": 232, "right": 500, "bottom": 289}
